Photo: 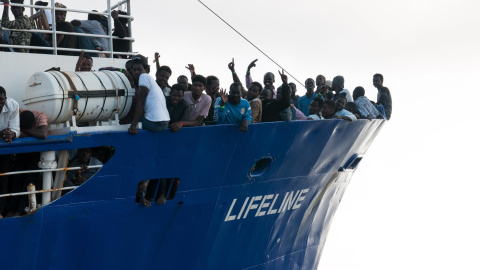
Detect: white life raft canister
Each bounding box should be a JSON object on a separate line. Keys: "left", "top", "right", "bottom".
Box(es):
{"left": 22, "top": 71, "right": 135, "bottom": 124}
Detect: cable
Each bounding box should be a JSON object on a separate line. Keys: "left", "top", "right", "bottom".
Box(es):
{"left": 197, "top": 0, "right": 305, "bottom": 88}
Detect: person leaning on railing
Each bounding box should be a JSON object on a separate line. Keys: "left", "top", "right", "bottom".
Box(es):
{"left": 1, "top": 0, "right": 32, "bottom": 53}
{"left": 0, "top": 86, "right": 19, "bottom": 219}
{"left": 5, "top": 109, "right": 48, "bottom": 218}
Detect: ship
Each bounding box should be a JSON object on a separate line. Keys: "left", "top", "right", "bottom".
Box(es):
{"left": 0, "top": 1, "right": 386, "bottom": 269}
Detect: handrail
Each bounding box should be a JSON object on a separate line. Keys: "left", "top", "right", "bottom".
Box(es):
{"left": 0, "top": 28, "right": 135, "bottom": 40}
{"left": 0, "top": 2, "right": 133, "bottom": 19}
{"left": 0, "top": 0, "right": 133, "bottom": 58}
{"left": 0, "top": 44, "right": 136, "bottom": 56}
{"left": 0, "top": 186, "right": 76, "bottom": 198}
{"left": 103, "top": 0, "right": 129, "bottom": 13}
{"left": 0, "top": 165, "right": 103, "bottom": 177}
{"left": 1, "top": 28, "right": 134, "bottom": 40}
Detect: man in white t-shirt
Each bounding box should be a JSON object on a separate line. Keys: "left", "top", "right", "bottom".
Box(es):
{"left": 128, "top": 55, "right": 170, "bottom": 134}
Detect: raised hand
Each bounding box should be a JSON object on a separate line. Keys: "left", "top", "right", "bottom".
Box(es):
{"left": 278, "top": 69, "right": 288, "bottom": 84}
{"left": 247, "top": 59, "right": 258, "bottom": 71}
{"left": 111, "top": 10, "right": 119, "bottom": 19}
{"left": 154, "top": 52, "right": 160, "bottom": 63}
{"left": 228, "top": 58, "right": 235, "bottom": 72}
{"left": 185, "top": 64, "right": 195, "bottom": 75}
{"left": 219, "top": 88, "right": 228, "bottom": 105}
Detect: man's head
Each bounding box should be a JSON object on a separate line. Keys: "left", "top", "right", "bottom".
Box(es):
{"left": 11, "top": 0, "right": 25, "bottom": 18}
{"left": 276, "top": 85, "right": 292, "bottom": 100}
{"left": 34, "top": 1, "right": 48, "bottom": 12}
{"left": 177, "top": 75, "right": 188, "bottom": 91}
{"left": 335, "top": 96, "right": 347, "bottom": 112}
{"left": 80, "top": 55, "right": 93, "bottom": 71}
{"left": 288, "top": 82, "right": 297, "bottom": 98}
{"left": 88, "top": 11, "right": 107, "bottom": 24}
{"left": 322, "top": 100, "right": 336, "bottom": 118}
{"left": 155, "top": 66, "right": 172, "bottom": 88}
{"left": 309, "top": 97, "right": 325, "bottom": 116}
{"left": 20, "top": 110, "right": 35, "bottom": 130}
{"left": 247, "top": 81, "right": 262, "bottom": 101}
{"left": 0, "top": 87, "right": 7, "bottom": 112}
{"left": 260, "top": 88, "right": 273, "bottom": 102}
{"left": 206, "top": 76, "right": 219, "bottom": 96}
{"left": 77, "top": 148, "right": 93, "bottom": 165}
{"left": 332, "top": 76, "right": 345, "bottom": 92}
{"left": 373, "top": 73, "right": 383, "bottom": 88}
{"left": 229, "top": 83, "right": 242, "bottom": 105}
{"left": 316, "top": 75, "right": 326, "bottom": 87}
{"left": 131, "top": 54, "right": 150, "bottom": 81}
{"left": 305, "top": 78, "right": 315, "bottom": 93}
{"left": 170, "top": 84, "right": 185, "bottom": 106}
{"left": 191, "top": 75, "right": 206, "bottom": 98}
{"left": 263, "top": 72, "right": 275, "bottom": 89}
{"left": 353, "top": 86, "right": 365, "bottom": 101}
{"left": 55, "top": 2, "right": 67, "bottom": 23}
{"left": 125, "top": 60, "right": 133, "bottom": 76}
{"left": 345, "top": 102, "right": 360, "bottom": 115}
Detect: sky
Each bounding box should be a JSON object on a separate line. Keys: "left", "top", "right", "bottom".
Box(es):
{"left": 66, "top": 0, "right": 480, "bottom": 268}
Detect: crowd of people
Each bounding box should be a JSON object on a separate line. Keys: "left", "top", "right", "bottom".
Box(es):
{"left": 118, "top": 54, "right": 391, "bottom": 137}
{"left": 1, "top": 0, "right": 130, "bottom": 57}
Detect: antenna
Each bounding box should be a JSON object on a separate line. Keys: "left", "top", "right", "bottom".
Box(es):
{"left": 197, "top": 0, "right": 305, "bottom": 88}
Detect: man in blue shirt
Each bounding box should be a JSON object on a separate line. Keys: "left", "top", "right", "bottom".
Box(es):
{"left": 298, "top": 78, "right": 318, "bottom": 116}
{"left": 214, "top": 83, "right": 252, "bottom": 132}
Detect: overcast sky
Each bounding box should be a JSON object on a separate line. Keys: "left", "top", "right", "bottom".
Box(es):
{"left": 71, "top": 0, "right": 480, "bottom": 268}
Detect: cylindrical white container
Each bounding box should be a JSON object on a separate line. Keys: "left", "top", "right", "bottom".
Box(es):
{"left": 23, "top": 71, "right": 134, "bottom": 124}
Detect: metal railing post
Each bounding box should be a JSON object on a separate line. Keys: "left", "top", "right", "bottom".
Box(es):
{"left": 127, "top": 0, "right": 132, "bottom": 54}
{"left": 107, "top": 0, "right": 113, "bottom": 58}
{"left": 38, "top": 151, "right": 57, "bottom": 206}
{"left": 51, "top": 0, "right": 57, "bottom": 55}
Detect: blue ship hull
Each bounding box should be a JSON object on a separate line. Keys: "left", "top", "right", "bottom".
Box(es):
{"left": 0, "top": 119, "right": 384, "bottom": 269}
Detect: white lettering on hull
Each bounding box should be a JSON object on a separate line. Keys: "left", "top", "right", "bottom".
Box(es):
{"left": 224, "top": 189, "right": 309, "bottom": 222}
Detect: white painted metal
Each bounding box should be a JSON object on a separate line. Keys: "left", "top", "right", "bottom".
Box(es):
{"left": 38, "top": 151, "right": 57, "bottom": 206}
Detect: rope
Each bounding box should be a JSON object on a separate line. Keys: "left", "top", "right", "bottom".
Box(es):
{"left": 197, "top": 0, "right": 305, "bottom": 88}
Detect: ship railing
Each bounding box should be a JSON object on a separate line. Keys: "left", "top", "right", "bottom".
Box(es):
{"left": 0, "top": 0, "right": 135, "bottom": 57}
{"left": 0, "top": 160, "right": 103, "bottom": 211}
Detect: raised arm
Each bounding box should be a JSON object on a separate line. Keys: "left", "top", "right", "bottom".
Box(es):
{"left": 185, "top": 64, "right": 196, "bottom": 81}
{"left": 154, "top": 52, "right": 160, "bottom": 71}
{"left": 228, "top": 58, "right": 247, "bottom": 96}
{"left": 245, "top": 59, "right": 257, "bottom": 88}
{"left": 75, "top": 50, "right": 86, "bottom": 71}
{"left": 111, "top": 10, "right": 127, "bottom": 38}
{"left": 214, "top": 89, "right": 228, "bottom": 124}
{"left": 278, "top": 70, "right": 291, "bottom": 109}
